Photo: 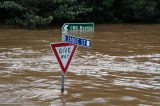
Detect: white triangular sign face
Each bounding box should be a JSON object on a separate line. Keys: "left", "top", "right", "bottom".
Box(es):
{"left": 55, "top": 46, "right": 74, "bottom": 68}
{"left": 50, "top": 43, "right": 77, "bottom": 75}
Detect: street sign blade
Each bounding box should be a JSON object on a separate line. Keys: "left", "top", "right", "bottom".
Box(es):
{"left": 63, "top": 35, "right": 91, "bottom": 48}
{"left": 62, "top": 23, "right": 94, "bottom": 31}
{"left": 50, "top": 42, "right": 77, "bottom": 75}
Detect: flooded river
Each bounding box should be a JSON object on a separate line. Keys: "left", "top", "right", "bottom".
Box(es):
{"left": 0, "top": 24, "right": 160, "bottom": 106}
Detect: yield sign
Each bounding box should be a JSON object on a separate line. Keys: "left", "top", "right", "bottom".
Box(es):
{"left": 50, "top": 42, "right": 77, "bottom": 75}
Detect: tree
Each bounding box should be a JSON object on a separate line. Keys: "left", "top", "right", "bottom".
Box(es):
{"left": 132, "top": 0, "right": 158, "bottom": 22}
{"left": 0, "top": 0, "right": 160, "bottom": 28}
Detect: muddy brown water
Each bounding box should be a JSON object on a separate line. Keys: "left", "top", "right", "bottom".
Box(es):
{"left": 0, "top": 24, "right": 160, "bottom": 106}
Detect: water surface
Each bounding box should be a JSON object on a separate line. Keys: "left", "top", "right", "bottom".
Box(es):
{"left": 0, "top": 24, "right": 160, "bottom": 106}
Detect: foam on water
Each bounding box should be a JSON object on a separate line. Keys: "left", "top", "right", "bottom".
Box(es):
{"left": 0, "top": 48, "right": 160, "bottom": 75}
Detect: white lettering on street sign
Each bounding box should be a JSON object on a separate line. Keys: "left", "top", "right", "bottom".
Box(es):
{"left": 63, "top": 34, "right": 91, "bottom": 48}
{"left": 62, "top": 23, "right": 94, "bottom": 31}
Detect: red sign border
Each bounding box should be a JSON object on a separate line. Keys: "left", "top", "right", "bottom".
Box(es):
{"left": 50, "top": 42, "right": 77, "bottom": 76}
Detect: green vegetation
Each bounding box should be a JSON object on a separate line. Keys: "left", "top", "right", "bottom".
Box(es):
{"left": 0, "top": 0, "right": 159, "bottom": 28}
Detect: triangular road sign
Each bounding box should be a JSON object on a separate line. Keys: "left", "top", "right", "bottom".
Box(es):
{"left": 50, "top": 42, "right": 77, "bottom": 76}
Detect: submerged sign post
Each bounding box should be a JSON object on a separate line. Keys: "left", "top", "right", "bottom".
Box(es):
{"left": 50, "top": 22, "right": 94, "bottom": 93}
{"left": 50, "top": 43, "right": 77, "bottom": 92}
{"left": 62, "top": 23, "right": 94, "bottom": 31}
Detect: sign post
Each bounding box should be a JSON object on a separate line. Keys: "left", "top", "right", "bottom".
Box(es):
{"left": 51, "top": 22, "right": 94, "bottom": 93}
{"left": 61, "top": 74, "right": 65, "bottom": 93}
{"left": 50, "top": 42, "right": 77, "bottom": 93}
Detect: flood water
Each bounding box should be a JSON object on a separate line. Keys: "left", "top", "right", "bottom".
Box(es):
{"left": 0, "top": 24, "right": 160, "bottom": 106}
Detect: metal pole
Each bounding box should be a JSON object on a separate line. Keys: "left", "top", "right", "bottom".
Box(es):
{"left": 61, "top": 74, "right": 65, "bottom": 93}
{"left": 61, "top": 24, "right": 65, "bottom": 93}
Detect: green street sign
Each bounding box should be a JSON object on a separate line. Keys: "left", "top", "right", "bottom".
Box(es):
{"left": 62, "top": 23, "right": 94, "bottom": 31}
